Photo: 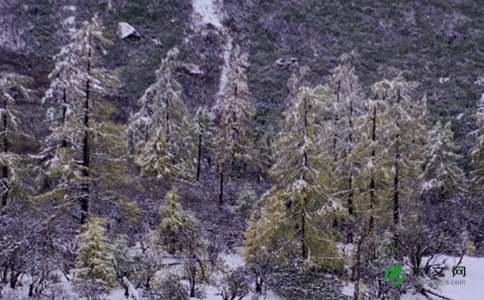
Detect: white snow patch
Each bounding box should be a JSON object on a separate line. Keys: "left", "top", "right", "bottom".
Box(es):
{"left": 215, "top": 34, "right": 233, "bottom": 107}
{"left": 63, "top": 15, "right": 76, "bottom": 34}
{"left": 107, "top": 288, "right": 126, "bottom": 300}
{"left": 403, "top": 255, "right": 484, "bottom": 300}
{"left": 63, "top": 5, "right": 77, "bottom": 12}
{"left": 221, "top": 249, "right": 245, "bottom": 269}
{"left": 192, "top": 0, "right": 224, "bottom": 30}
{"left": 63, "top": 16, "right": 75, "bottom": 26}
{"left": 474, "top": 76, "right": 484, "bottom": 87}
{"left": 422, "top": 179, "right": 437, "bottom": 191}
{"left": 341, "top": 282, "right": 355, "bottom": 297}
{"left": 117, "top": 22, "right": 141, "bottom": 39}
{"left": 438, "top": 77, "right": 450, "bottom": 84}
{"left": 195, "top": 284, "right": 283, "bottom": 300}
{"left": 191, "top": 0, "right": 234, "bottom": 110}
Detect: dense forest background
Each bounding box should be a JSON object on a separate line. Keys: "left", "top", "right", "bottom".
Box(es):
{"left": 1, "top": 1, "right": 484, "bottom": 299}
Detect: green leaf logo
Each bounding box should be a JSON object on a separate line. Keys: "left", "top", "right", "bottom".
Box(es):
{"left": 384, "top": 264, "right": 407, "bottom": 286}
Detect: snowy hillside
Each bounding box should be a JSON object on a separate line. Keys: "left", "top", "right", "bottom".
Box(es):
{"left": 2, "top": 0, "right": 484, "bottom": 299}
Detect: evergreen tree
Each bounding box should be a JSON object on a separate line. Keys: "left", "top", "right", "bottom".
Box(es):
{"left": 75, "top": 217, "right": 116, "bottom": 290}
{"left": 0, "top": 72, "right": 33, "bottom": 207}
{"left": 38, "top": 16, "right": 128, "bottom": 225}
{"left": 214, "top": 46, "right": 255, "bottom": 203}
{"left": 252, "top": 124, "right": 274, "bottom": 183}
{"left": 373, "top": 76, "right": 427, "bottom": 227}
{"left": 471, "top": 94, "right": 484, "bottom": 193}
{"left": 422, "top": 121, "right": 467, "bottom": 198}
{"left": 356, "top": 95, "right": 391, "bottom": 233}
{"left": 327, "top": 60, "right": 366, "bottom": 241}
{"left": 158, "top": 188, "right": 203, "bottom": 256}
{"left": 129, "top": 48, "right": 196, "bottom": 181}
{"left": 243, "top": 189, "right": 290, "bottom": 264}
{"left": 245, "top": 86, "right": 341, "bottom": 266}
{"left": 158, "top": 188, "right": 206, "bottom": 297}
{"left": 194, "top": 107, "right": 215, "bottom": 181}
{"left": 37, "top": 22, "right": 141, "bottom": 289}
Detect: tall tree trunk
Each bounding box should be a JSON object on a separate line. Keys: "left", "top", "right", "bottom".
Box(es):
{"left": 61, "top": 88, "right": 67, "bottom": 148}
{"left": 331, "top": 82, "right": 341, "bottom": 228}
{"left": 393, "top": 141, "right": 400, "bottom": 226}
{"left": 347, "top": 100, "right": 354, "bottom": 216}
{"left": 28, "top": 282, "right": 34, "bottom": 297}
{"left": 301, "top": 96, "right": 309, "bottom": 259}
{"left": 347, "top": 97, "right": 354, "bottom": 243}
{"left": 353, "top": 234, "right": 365, "bottom": 300}
{"left": 9, "top": 271, "right": 20, "bottom": 289}
{"left": 196, "top": 134, "right": 202, "bottom": 181}
{"left": 393, "top": 89, "right": 401, "bottom": 227}
{"left": 189, "top": 266, "right": 196, "bottom": 298}
{"left": 219, "top": 170, "right": 224, "bottom": 204}
{"left": 255, "top": 276, "right": 264, "bottom": 294}
{"left": 1, "top": 98, "right": 8, "bottom": 207}
{"left": 165, "top": 101, "right": 170, "bottom": 142}
{"left": 80, "top": 47, "right": 92, "bottom": 224}
{"left": 369, "top": 104, "right": 377, "bottom": 232}
{"left": 301, "top": 205, "right": 307, "bottom": 259}
{"left": 347, "top": 172, "right": 354, "bottom": 243}
{"left": 332, "top": 81, "right": 341, "bottom": 161}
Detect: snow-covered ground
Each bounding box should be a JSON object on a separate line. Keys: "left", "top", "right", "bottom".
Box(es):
{"left": 192, "top": 249, "right": 282, "bottom": 300}
{"left": 5, "top": 254, "right": 483, "bottom": 299}
{"left": 191, "top": 0, "right": 234, "bottom": 109}
{"left": 403, "top": 255, "right": 484, "bottom": 300}
{"left": 192, "top": 0, "right": 224, "bottom": 30}
{"left": 215, "top": 34, "right": 233, "bottom": 107}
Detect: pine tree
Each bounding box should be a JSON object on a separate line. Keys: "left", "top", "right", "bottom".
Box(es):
{"left": 194, "top": 107, "right": 215, "bottom": 181}
{"left": 75, "top": 217, "right": 116, "bottom": 289}
{"left": 245, "top": 86, "right": 341, "bottom": 266}
{"left": 373, "top": 75, "right": 427, "bottom": 229}
{"left": 422, "top": 121, "right": 467, "bottom": 197}
{"left": 129, "top": 48, "right": 196, "bottom": 181}
{"left": 38, "top": 16, "right": 126, "bottom": 225}
{"left": 158, "top": 188, "right": 203, "bottom": 256}
{"left": 0, "top": 72, "right": 33, "bottom": 207}
{"left": 471, "top": 94, "right": 484, "bottom": 193}
{"left": 356, "top": 95, "right": 391, "bottom": 233}
{"left": 214, "top": 46, "right": 255, "bottom": 204}
{"left": 327, "top": 59, "right": 366, "bottom": 241}
{"left": 252, "top": 124, "right": 274, "bottom": 183}
{"left": 158, "top": 188, "right": 206, "bottom": 297}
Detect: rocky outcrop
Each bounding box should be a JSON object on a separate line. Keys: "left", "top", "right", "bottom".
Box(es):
{"left": 117, "top": 22, "right": 141, "bottom": 39}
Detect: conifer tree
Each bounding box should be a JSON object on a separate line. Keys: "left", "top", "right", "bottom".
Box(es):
{"left": 158, "top": 188, "right": 203, "bottom": 256}
{"left": 327, "top": 60, "right": 366, "bottom": 241}
{"left": 38, "top": 16, "right": 126, "bottom": 225}
{"left": 194, "top": 107, "right": 215, "bottom": 181}
{"left": 422, "top": 121, "right": 466, "bottom": 198}
{"left": 75, "top": 217, "right": 116, "bottom": 290}
{"left": 129, "top": 48, "right": 196, "bottom": 181}
{"left": 245, "top": 86, "right": 341, "bottom": 266}
{"left": 253, "top": 124, "right": 274, "bottom": 183}
{"left": 158, "top": 188, "right": 206, "bottom": 297}
{"left": 471, "top": 94, "right": 484, "bottom": 193}
{"left": 214, "top": 46, "right": 255, "bottom": 203}
{"left": 357, "top": 95, "right": 390, "bottom": 233}
{"left": 243, "top": 189, "right": 291, "bottom": 264}
{"left": 0, "top": 73, "right": 33, "bottom": 207}
{"left": 374, "top": 75, "right": 427, "bottom": 228}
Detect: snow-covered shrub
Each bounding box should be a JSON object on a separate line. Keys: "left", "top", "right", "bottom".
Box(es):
{"left": 144, "top": 274, "right": 189, "bottom": 300}
{"left": 218, "top": 267, "right": 250, "bottom": 300}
